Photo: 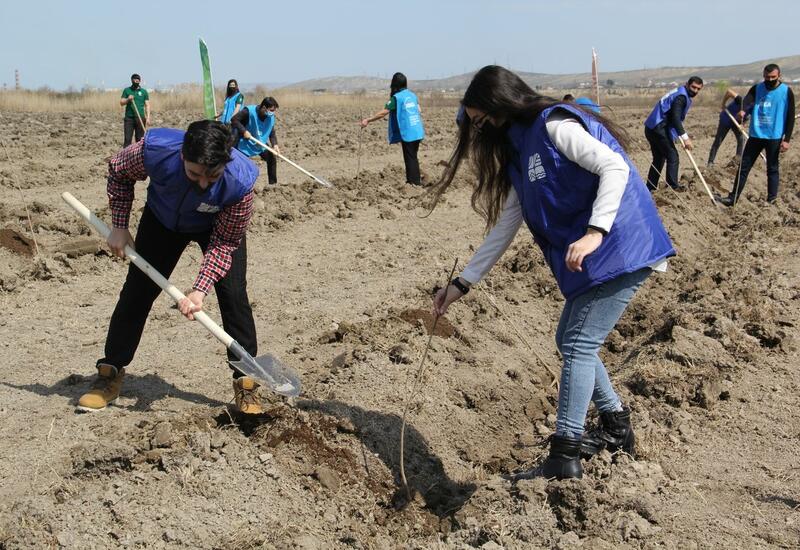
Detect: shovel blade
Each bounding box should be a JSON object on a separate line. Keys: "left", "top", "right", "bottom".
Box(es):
{"left": 230, "top": 353, "right": 301, "bottom": 397}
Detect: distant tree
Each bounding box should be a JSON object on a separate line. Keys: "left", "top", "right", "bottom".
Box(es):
{"left": 606, "top": 79, "right": 615, "bottom": 87}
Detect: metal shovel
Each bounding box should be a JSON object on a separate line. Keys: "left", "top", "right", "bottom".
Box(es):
{"left": 62, "top": 192, "right": 301, "bottom": 397}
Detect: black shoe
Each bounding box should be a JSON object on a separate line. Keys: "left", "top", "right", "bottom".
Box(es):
{"left": 716, "top": 195, "right": 735, "bottom": 207}
{"left": 506, "top": 435, "right": 583, "bottom": 481}
{"left": 669, "top": 183, "right": 687, "bottom": 191}
{"left": 580, "top": 406, "right": 635, "bottom": 459}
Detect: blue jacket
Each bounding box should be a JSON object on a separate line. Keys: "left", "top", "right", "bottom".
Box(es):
{"left": 220, "top": 92, "right": 243, "bottom": 124}
{"left": 750, "top": 82, "right": 789, "bottom": 140}
{"left": 388, "top": 88, "right": 425, "bottom": 144}
{"left": 719, "top": 97, "right": 746, "bottom": 129}
{"left": 236, "top": 105, "right": 275, "bottom": 157}
{"left": 575, "top": 97, "right": 600, "bottom": 113}
{"left": 142, "top": 129, "right": 258, "bottom": 233}
{"left": 644, "top": 86, "right": 692, "bottom": 141}
{"left": 508, "top": 104, "right": 675, "bottom": 299}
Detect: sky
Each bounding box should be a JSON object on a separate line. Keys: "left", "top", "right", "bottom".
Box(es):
{"left": 1, "top": 0, "right": 797, "bottom": 90}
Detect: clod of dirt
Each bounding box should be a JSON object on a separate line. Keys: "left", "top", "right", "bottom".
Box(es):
{"left": 399, "top": 308, "right": 457, "bottom": 338}
{"left": 150, "top": 422, "right": 173, "bottom": 448}
{"left": 388, "top": 344, "right": 413, "bottom": 364}
{"left": 57, "top": 237, "right": 102, "bottom": 258}
{"left": 0, "top": 227, "right": 36, "bottom": 256}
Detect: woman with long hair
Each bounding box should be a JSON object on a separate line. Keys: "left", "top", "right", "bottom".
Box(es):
{"left": 360, "top": 72, "right": 425, "bottom": 185}
{"left": 430, "top": 65, "right": 675, "bottom": 480}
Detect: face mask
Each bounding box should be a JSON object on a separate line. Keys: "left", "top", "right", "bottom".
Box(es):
{"left": 131, "top": 82, "right": 140, "bottom": 90}
{"left": 765, "top": 79, "right": 780, "bottom": 90}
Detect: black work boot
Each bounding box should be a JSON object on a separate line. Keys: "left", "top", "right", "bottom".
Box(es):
{"left": 581, "top": 406, "right": 635, "bottom": 459}
{"left": 508, "top": 435, "right": 583, "bottom": 481}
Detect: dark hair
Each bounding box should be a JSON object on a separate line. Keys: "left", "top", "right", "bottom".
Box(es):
{"left": 182, "top": 120, "right": 233, "bottom": 169}
{"left": 764, "top": 63, "right": 780, "bottom": 74}
{"left": 428, "top": 65, "right": 630, "bottom": 229}
{"left": 390, "top": 72, "right": 407, "bottom": 97}
{"left": 131, "top": 73, "right": 141, "bottom": 81}
{"left": 562, "top": 94, "right": 575, "bottom": 101}
{"left": 226, "top": 79, "right": 240, "bottom": 98}
{"left": 687, "top": 76, "right": 704, "bottom": 86}
{"left": 259, "top": 96, "right": 279, "bottom": 109}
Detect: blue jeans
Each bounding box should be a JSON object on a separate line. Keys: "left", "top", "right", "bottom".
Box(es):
{"left": 554, "top": 268, "right": 651, "bottom": 439}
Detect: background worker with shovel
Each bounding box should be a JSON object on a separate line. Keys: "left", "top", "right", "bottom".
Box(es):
{"left": 120, "top": 73, "right": 150, "bottom": 147}
{"left": 232, "top": 97, "right": 281, "bottom": 185}
{"left": 707, "top": 88, "right": 748, "bottom": 167}
{"left": 77, "top": 120, "right": 266, "bottom": 414}
{"left": 643, "top": 76, "right": 704, "bottom": 191}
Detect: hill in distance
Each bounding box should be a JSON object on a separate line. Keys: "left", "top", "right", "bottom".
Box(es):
{"left": 279, "top": 54, "right": 800, "bottom": 93}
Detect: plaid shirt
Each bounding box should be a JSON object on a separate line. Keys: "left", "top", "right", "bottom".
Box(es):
{"left": 107, "top": 139, "right": 255, "bottom": 294}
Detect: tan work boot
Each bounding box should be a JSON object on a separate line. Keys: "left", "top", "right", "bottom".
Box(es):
{"left": 77, "top": 364, "right": 125, "bottom": 412}
{"left": 233, "top": 377, "right": 263, "bottom": 414}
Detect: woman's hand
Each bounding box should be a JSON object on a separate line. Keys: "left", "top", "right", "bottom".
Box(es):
{"left": 565, "top": 229, "right": 603, "bottom": 272}
{"left": 359, "top": 119, "right": 369, "bottom": 128}
{"left": 433, "top": 283, "right": 466, "bottom": 316}
{"left": 178, "top": 290, "right": 205, "bottom": 320}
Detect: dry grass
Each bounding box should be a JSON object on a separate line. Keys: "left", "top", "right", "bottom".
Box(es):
{"left": 0, "top": 87, "right": 462, "bottom": 113}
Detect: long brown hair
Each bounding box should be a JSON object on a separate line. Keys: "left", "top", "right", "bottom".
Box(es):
{"left": 429, "top": 65, "right": 630, "bottom": 230}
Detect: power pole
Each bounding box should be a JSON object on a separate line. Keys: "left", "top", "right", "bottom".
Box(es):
{"left": 15, "top": 69, "right": 20, "bottom": 90}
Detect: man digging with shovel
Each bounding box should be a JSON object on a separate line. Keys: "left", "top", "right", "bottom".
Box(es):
{"left": 77, "top": 120, "right": 265, "bottom": 414}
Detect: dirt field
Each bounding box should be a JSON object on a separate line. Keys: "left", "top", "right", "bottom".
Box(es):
{"left": 0, "top": 102, "right": 798, "bottom": 549}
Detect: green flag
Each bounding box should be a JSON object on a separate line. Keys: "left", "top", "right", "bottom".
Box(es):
{"left": 199, "top": 38, "right": 216, "bottom": 120}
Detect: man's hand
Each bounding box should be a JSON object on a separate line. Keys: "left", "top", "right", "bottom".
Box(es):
{"left": 682, "top": 137, "right": 694, "bottom": 151}
{"left": 565, "top": 229, "right": 604, "bottom": 272}
{"left": 272, "top": 144, "right": 281, "bottom": 155}
{"left": 780, "top": 140, "right": 790, "bottom": 153}
{"left": 178, "top": 290, "right": 205, "bottom": 320}
{"left": 107, "top": 227, "right": 134, "bottom": 258}
{"left": 738, "top": 110, "right": 746, "bottom": 123}
{"left": 128, "top": 96, "right": 134, "bottom": 104}
{"left": 359, "top": 119, "right": 369, "bottom": 128}
{"left": 243, "top": 131, "right": 253, "bottom": 141}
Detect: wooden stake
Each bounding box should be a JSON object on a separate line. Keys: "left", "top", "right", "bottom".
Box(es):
{"left": 399, "top": 259, "right": 458, "bottom": 502}
{"left": 130, "top": 100, "right": 147, "bottom": 135}
{"left": 723, "top": 110, "right": 766, "bottom": 163}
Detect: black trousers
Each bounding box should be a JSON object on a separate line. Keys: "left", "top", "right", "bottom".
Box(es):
{"left": 644, "top": 126, "right": 680, "bottom": 190}
{"left": 123, "top": 117, "right": 145, "bottom": 147}
{"left": 98, "top": 207, "right": 257, "bottom": 377}
{"left": 707, "top": 122, "right": 745, "bottom": 165}
{"left": 729, "top": 137, "right": 782, "bottom": 203}
{"left": 401, "top": 139, "right": 421, "bottom": 184}
{"left": 258, "top": 150, "right": 278, "bottom": 184}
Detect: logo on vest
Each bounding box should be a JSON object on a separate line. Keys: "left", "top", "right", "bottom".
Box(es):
{"left": 528, "top": 154, "right": 546, "bottom": 182}
{"left": 196, "top": 203, "right": 221, "bottom": 213}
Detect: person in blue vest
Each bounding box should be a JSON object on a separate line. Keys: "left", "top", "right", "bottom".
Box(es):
{"left": 77, "top": 120, "right": 266, "bottom": 415}
{"left": 360, "top": 72, "right": 425, "bottom": 185}
{"left": 718, "top": 64, "right": 795, "bottom": 206}
{"left": 563, "top": 94, "right": 601, "bottom": 113}
{"left": 231, "top": 97, "right": 281, "bottom": 185}
{"left": 707, "top": 88, "right": 748, "bottom": 166}
{"left": 428, "top": 66, "right": 675, "bottom": 481}
{"left": 218, "top": 79, "right": 245, "bottom": 126}
{"left": 643, "top": 77, "right": 704, "bottom": 191}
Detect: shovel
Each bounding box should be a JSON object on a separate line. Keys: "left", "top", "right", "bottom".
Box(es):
{"left": 62, "top": 192, "right": 301, "bottom": 397}
{"left": 246, "top": 135, "right": 333, "bottom": 188}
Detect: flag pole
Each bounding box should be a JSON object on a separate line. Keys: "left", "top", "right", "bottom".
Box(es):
{"left": 591, "top": 48, "right": 601, "bottom": 108}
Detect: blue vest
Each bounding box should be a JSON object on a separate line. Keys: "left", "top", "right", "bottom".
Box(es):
{"left": 644, "top": 86, "right": 692, "bottom": 141}
{"left": 388, "top": 89, "right": 425, "bottom": 144}
{"left": 750, "top": 82, "right": 789, "bottom": 140}
{"left": 142, "top": 129, "right": 258, "bottom": 233}
{"left": 719, "top": 97, "right": 744, "bottom": 129}
{"left": 508, "top": 104, "right": 675, "bottom": 300}
{"left": 236, "top": 105, "right": 275, "bottom": 157}
{"left": 220, "top": 92, "right": 243, "bottom": 124}
{"left": 575, "top": 97, "right": 600, "bottom": 113}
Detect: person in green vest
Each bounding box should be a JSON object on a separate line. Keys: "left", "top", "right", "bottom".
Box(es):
{"left": 120, "top": 73, "right": 150, "bottom": 146}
